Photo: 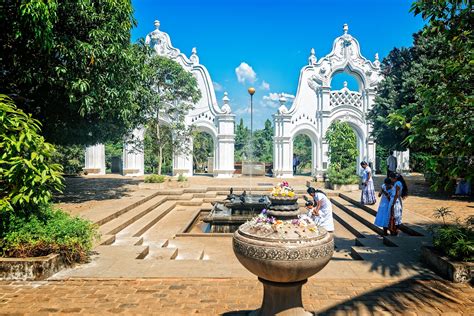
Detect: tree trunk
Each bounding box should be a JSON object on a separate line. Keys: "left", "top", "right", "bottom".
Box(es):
{"left": 156, "top": 111, "right": 161, "bottom": 175}
{"left": 158, "top": 144, "right": 163, "bottom": 175}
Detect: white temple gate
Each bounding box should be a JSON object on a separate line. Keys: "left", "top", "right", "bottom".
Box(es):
{"left": 273, "top": 24, "right": 382, "bottom": 178}
{"left": 84, "top": 20, "right": 235, "bottom": 178}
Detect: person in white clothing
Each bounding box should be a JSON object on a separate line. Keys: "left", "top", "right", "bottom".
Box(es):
{"left": 386, "top": 150, "right": 398, "bottom": 177}
{"left": 306, "top": 187, "right": 334, "bottom": 232}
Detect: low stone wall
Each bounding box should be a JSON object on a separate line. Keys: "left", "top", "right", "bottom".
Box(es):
{"left": 421, "top": 246, "right": 473, "bottom": 283}
{"left": 327, "top": 182, "right": 359, "bottom": 192}
{"left": 0, "top": 254, "right": 65, "bottom": 281}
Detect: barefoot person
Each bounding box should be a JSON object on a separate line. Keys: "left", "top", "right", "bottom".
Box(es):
{"left": 360, "top": 161, "right": 376, "bottom": 205}
{"left": 374, "top": 178, "right": 393, "bottom": 235}
{"left": 306, "top": 187, "right": 334, "bottom": 233}
{"left": 388, "top": 172, "right": 408, "bottom": 235}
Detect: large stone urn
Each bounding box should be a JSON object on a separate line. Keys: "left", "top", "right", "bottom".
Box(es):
{"left": 233, "top": 196, "right": 334, "bottom": 315}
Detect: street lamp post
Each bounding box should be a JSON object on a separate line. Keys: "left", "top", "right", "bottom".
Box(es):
{"left": 248, "top": 87, "right": 256, "bottom": 142}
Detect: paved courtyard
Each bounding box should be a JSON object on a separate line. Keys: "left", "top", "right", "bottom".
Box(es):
{"left": 2, "top": 174, "right": 473, "bottom": 315}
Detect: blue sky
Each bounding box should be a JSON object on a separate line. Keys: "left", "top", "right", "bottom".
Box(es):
{"left": 131, "top": 0, "right": 424, "bottom": 129}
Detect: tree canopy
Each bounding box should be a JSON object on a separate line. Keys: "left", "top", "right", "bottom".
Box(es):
{"left": 326, "top": 121, "right": 358, "bottom": 171}
{"left": 369, "top": 0, "right": 473, "bottom": 190}
{"left": 0, "top": 0, "right": 148, "bottom": 145}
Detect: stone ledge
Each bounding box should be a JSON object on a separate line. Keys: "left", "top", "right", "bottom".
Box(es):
{"left": 327, "top": 182, "right": 359, "bottom": 192}
{"left": 421, "top": 246, "right": 473, "bottom": 283}
{"left": 0, "top": 253, "right": 66, "bottom": 281}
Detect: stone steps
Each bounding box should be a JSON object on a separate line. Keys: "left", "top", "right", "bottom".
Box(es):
{"left": 331, "top": 197, "right": 385, "bottom": 236}
{"left": 94, "top": 245, "right": 149, "bottom": 260}
{"left": 115, "top": 201, "right": 177, "bottom": 239}
{"left": 98, "top": 195, "right": 168, "bottom": 236}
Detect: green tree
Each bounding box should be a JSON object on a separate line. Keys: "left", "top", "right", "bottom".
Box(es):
{"left": 0, "top": 1, "right": 148, "bottom": 145}
{"left": 140, "top": 55, "right": 201, "bottom": 175}
{"left": 235, "top": 118, "right": 250, "bottom": 162}
{"left": 192, "top": 131, "right": 214, "bottom": 172}
{"left": 293, "top": 134, "right": 312, "bottom": 174}
{"left": 326, "top": 121, "right": 358, "bottom": 171}
{"left": 143, "top": 122, "right": 173, "bottom": 175}
{"left": 252, "top": 119, "right": 273, "bottom": 163}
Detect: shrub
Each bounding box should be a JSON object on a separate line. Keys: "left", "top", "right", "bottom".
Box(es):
{"left": 144, "top": 174, "right": 166, "bottom": 183}
{"left": 0, "top": 95, "right": 63, "bottom": 226}
{"left": 327, "top": 163, "right": 359, "bottom": 185}
{"left": 52, "top": 145, "right": 85, "bottom": 175}
{"left": 326, "top": 121, "right": 358, "bottom": 170}
{"left": 1, "top": 207, "right": 99, "bottom": 264}
{"left": 177, "top": 174, "right": 187, "bottom": 182}
{"left": 430, "top": 210, "right": 473, "bottom": 262}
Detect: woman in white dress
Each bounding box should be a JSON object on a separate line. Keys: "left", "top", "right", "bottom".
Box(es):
{"left": 374, "top": 177, "right": 393, "bottom": 235}
{"left": 360, "top": 161, "right": 376, "bottom": 205}
{"left": 306, "top": 187, "right": 334, "bottom": 233}
{"left": 388, "top": 172, "right": 408, "bottom": 235}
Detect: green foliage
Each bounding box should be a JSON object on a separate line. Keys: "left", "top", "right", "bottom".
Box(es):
{"left": 326, "top": 121, "right": 358, "bottom": 170}
{"left": 193, "top": 131, "right": 213, "bottom": 172}
{"left": 177, "top": 174, "right": 187, "bottom": 182}
{"left": 0, "top": 95, "right": 63, "bottom": 222}
{"left": 432, "top": 207, "right": 454, "bottom": 226}
{"left": 369, "top": 0, "right": 473, "bottom": 191}
{"left": 144, "top": 174, "right": 166, "bottom": 183}
{"left": 105, "top": 141, "right": 123, "bottom": 172}
{"left": 140, "top": 55, "right": 201, "bottom": 175}
{"left": 430, "top": 217, "right": 474, "bottom": 262}
{"left": 235, "top": 118, "right": 250, "bottom": 162}
{"left": 327, "top": 163, "right": 360, "bottom": 185}
{"left": 1, "top": 1, "right": 148, "bottom": 145}
{"left": 1, "top": 207, "right": 99, "bottom": 264}
{"left": 52, "top": 145, "right": 85, "bottom": 175}
{"left": 293, "top": 134, "right": 312, "bottom": 173}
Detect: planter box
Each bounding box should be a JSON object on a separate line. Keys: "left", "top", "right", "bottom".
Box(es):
{"left": 421, "top": 246, "right": 473, "bottom": 283}
{"left": 327, "top": 182, "right": 359, "bottom": 192}
{"left": 0, "top": 253, "right": 65, "bottom": 281}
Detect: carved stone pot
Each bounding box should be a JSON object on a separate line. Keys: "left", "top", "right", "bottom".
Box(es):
{"left": 233, "top": 223, "right": 334, "bottom": 315}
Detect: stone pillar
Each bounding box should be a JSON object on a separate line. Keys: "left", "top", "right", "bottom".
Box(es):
{"left": 84, "top": 144, "right": 106, "bottom": 175}
{"left": 122, "top": 128, "right": 145, "bottom": 176}
{"left": 214, "top": 114, "right": 235, "bottom": 178}
{"left": 394, "top": 149, "right": 410, "bottom": 174}
{"left": 173, "top": 136, "right": 193, "bottom": 177}
{"left": 273, "top": 113, "right": 293, "bottom": 178}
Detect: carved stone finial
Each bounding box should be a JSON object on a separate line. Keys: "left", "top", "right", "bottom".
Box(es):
{"left": 190, "top": 47, "right": 199, "bottom": 64}
{"left": 221, "top": 92, "right": 231, "bottom": 113}
{"left": 343, "top": 23, "right": 348, "bottom": 34}
{"left": 308, "top": 48, "right": 317, "bottom": 65}
{"left": 343, "top": 81, "right": 348, "bottom": 89}
{"left": 154, "top": 20, "right": 160, "bottom": 30}
{"left": 374, "top": 52, "right": 381, "bottom": 68}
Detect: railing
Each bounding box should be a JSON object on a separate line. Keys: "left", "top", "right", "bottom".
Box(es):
{"left": 329, "top": 90, "right": 362, "bottom": 107}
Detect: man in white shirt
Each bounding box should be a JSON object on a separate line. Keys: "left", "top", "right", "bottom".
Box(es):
{"left": 386, "top": 151, "right": 398, "bottom": 177}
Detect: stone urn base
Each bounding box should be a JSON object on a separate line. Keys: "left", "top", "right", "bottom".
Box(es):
{"left": 250, "top": 278, "right": 311, "bottom": 316}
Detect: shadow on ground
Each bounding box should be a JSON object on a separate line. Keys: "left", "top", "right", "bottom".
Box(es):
{"left": 54, "top": 176, "right": 141, "bottom": 203}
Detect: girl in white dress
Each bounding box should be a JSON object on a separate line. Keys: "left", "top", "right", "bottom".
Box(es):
{"left": 306, "top": 187, "right": 334, "bottom": 232}
{"left": 388, "top": 172, "right": 408, "bottom": 235}
{"left": 374, "top": 178, "right": 393, "bottom": 235}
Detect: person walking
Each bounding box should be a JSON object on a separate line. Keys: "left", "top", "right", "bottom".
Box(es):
{"left": 386, "top": 150, "right": 398, "bottom": 177}
{"left": 360, "top": 161, "right": 376, "bottom": 205}
{"left": 293, "top": 154, "right": 300, "bottom": 175}
{"left": 306, "top": 187, "right": 334, "bottom": 233}
{"left": 374, "top": 178, "right": 393, "bottom": 235}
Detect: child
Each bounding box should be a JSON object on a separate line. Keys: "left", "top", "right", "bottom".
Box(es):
{"left": 374, "top": 178, "right": 393, "bottom": 236}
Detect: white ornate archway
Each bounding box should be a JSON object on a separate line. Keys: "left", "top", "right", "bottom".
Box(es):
{"left": 84, "top": 20, "right": 235, "bottom": 178}
{"left": 273, "top": 24, "right": 382, "bottom": 178}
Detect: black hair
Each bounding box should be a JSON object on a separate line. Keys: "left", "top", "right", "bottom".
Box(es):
{"left": 389, "top": 172, "right": 397, "bottom": 179}
{"left": 360, "top": 161, "right": 368, "bottom": 166}
{"left": 305, "top": 201, "right": 314, "bottom": 207}
{"left": 390, "top": 150, "right": 394, "bottom": 155}
{"left": 306, "top": 187, "right": 326, "bottom": 196}
{"left": 384, "top": 178, "right": 392, "bottom": 185}
{"left": 397, "top": 174, "right": 408, "bottom": 198}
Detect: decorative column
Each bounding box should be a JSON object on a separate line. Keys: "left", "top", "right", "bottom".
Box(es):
{"left": 214, "top": 93, "right": 235, "bottom": 178}
{"left": 84, "top": 144, "right": 106, "bottom": 175}
{"left": 122, "top": 128, "right": 145, "bottom": 176}
{"left": 273, "top": 97, "right": 293, "bottom": 178}
{"left": 173, "top": 136, "right": 193, "bottom": 177}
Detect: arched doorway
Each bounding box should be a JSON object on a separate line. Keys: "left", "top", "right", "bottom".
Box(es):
{"left": 292, "top": 134, "right": 313, "bottom": 176}
{"left": 144, "top": 122, "right": 174, "bottom": 175}
{"left": 325, "top": 120, "right": 358, "bottom": 172}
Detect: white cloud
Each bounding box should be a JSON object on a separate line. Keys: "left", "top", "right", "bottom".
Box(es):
{"left": 261, "top": 92, "right": 295, "bottom": 108}
{"left": 260, "top": 80, "right": 270, "bottom": 90}
{"left": 235, "top": 62, "right": 257, "bottom": 84}
{"left": 213, "top": 81, "right": 223, "bottom": 92}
